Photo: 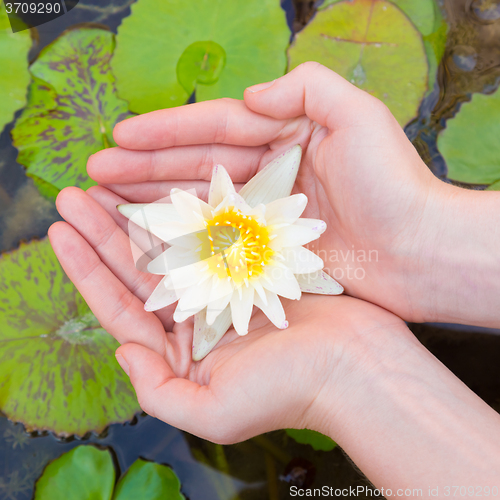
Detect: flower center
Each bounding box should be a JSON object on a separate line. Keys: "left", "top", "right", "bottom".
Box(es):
{"left": 200, "top": 208, "right": 274, "bottom": 284}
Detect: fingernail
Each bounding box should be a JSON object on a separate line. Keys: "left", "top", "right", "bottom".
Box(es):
{"left": 115, "top": 354, "right": 130, "bottom": 376}
{"left": 246, "top": 80, "right": 276, "bottom": 93}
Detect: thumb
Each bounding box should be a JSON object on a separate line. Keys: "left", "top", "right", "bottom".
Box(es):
{"left": 244, "top": 62, "right": 380, "bottom": 130}
{"left": 115, "top": 343, "right": 223, "bottom": 439}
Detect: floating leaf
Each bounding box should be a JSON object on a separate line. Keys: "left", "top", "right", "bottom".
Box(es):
{"left": 112, "top": 0, "right": 290, "bottom": 113}
{"left": 286, "top": 428, "right": 337, "bottom": 452}
{"left": 113, "top": 459, "right": 185, "bottom": 500}
{"left": 0, "top": 238, "right": 140, "bottom": 436}
{"left": 437, "top": 88, "right": 500, "bottom": 186}
{"left": 11, "top": 28, "right": 131, "bottom": 199}
{"left": 487, "top": 180, "right": 500, "bottom": 191}
{"left": 34, "top": 446, "right": 185, "bottom": 500}
{"left": 321, "top": 0, "right": 447, "bottom": 92}
{"left": 0, "top": 3, "right": 31, "bottom": 134}
{"left": 34, "top": 446, "right": 115, "bottom": 500}
{"left": 291, "top": 0, "right": 429, "bottom": 125}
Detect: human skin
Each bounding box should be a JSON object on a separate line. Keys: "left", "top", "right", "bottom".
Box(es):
{"left": 83, "top": 62, "right": 500, "bottom": 328}
{"left": 48, "top": 63, "right": 500, "bottom": 493}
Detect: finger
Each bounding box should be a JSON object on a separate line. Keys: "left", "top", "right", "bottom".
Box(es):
{"left": 58, "top": 186, "right": 176, "bottom": 330}
{"left": 86, "top": 185, "right": 131, "bottom": 233}
{"left": 117, "top": 343, "right": 226, "bottom": 440}
{"left": 88, "top": 144, "right": 267, "bottom": 184}
{"left": 56, "top": 187, "right": 160, "bottom": 303}
{"left": 48, "top": 221, "right": 167, "bottom": 355}
{"left": 113, "top": 99, "right": 287, "bottom": 151}
{"left": 100, "top": 180, "right": 244, "bottom": 204}
{"left": 244, "top": 62, "right": 380, "bottom": 130}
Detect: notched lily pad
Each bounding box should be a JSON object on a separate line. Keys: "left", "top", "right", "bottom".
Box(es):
{"left": 177, "top": 41, "right": 227, "bottom": 95}
{"left": 0, "top": 238, "right": 140, "bottom": 436}
{"left": 11, "top": 27, "right": 131, "bottom": 200}
{"left": 34, "top": 446, "right": 185, "bottom": 500}
{"left": 112, "top": 0, "right": 290, "bottom": 113}
{"left": 0, "top": 3, "right": 31, "bottom": 134}
{"left": 291, "top": 0, "right": 429, "bottom": 125}
{"left": 286, "top": 428, "right": 337, "bottom": 452}
{"left": 437, "top": 87, "right": 500, "bottom": 186}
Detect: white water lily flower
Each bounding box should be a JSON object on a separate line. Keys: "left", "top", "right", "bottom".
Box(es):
{"left": 118, "top": 145, "right": 343, "bottom": 360}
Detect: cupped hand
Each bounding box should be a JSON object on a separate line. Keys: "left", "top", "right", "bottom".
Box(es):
{"left": 87, "top": 62, "right": 446, "bottom": 323}
{"left": 49, "top": 189, "right": 408, "bottom": 442}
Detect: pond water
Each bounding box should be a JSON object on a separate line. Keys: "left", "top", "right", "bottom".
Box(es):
{"left": 1, "top": 0, "right": 500, "bottom": 498}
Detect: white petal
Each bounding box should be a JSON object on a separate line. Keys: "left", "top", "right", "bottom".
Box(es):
{"left": 269, "top": 224, "right": 321, "bottom": 250}
{"left": 253, "top": 289, "right": 288, "bottom": 330}
{"left": 295, "top": 271, "right": 344, "bottom": 295}
{"left": 170, "top": 188, "right": 213, "bottom": 225}
{"left": 265, "top": 194, "right": 307, "bottom": 225}
{"left": 117, "top": 203, "right": 181, "bottom": 227}
{"left": 206, "top": 292, "right": 233, "bottom": 325}
{"left": 280, "top": 246, "right": 324, "bottom": 274}
{"left": 144, "top": 276, "right": 179, "bottom": 312}
{"left": 261, "top": 263, "right": 301, "bottom": 300}
{"left": 206, "top": 275, "right": 235, "bottom": 324}
{"left": 147, "top": 245, "right": 200, "bottom": 274}
{"left": 209, "top": 164, "right": 236, "bottom": 207}
{"left": 239, "top": 145, "right": 302, "bottom": 207}
{"left": 168, "top": 261, "right": 210, "bottom": 290}
{"left": 192, "top": 306, "right": 232, "bottom": 361}
{"left": 213, "top": 192, "right": 252, "bottom": 216}
{"left": 251, "top": 279, "right": 268, "bottom": 306}
{"left": 294, "top": 218, "right": 327, "bottom": 233}
{"left": 147, "top": 221, "right": 205, "bottom": 244}
{"left": 174, "top": 276, "right": 214, "bottom": 322}
{"left": 230, "top": 285, "right": 255, "bottom": 336}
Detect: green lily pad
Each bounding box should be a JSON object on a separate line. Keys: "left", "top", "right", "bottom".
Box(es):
{"left": 487, "top": 180, "right": 500, "bottom": 191}
{"left": 34, "top": 446, "right": 185, "bottom": 500}
{"left": 437, "top": 88, "right": 500, "bottom": 186}
{"left": 291, "top": 0, "right": 429, "bottom": 126}
{"left": 0, "top": 3, "right": 31, "bottom": 134}
{"left": 113, "top": 459, "right": 185, "bottom": 500}
{"left": 286, "top": 428, "right": 337, "bottom": 452}
{"left": 320, "top": 0, "right": 447, "bottom": 92}
{"left": 34, "top": 446, "right": 115, "bottom": 500}
{"left": 112, "top": 0, "right": 290, "bottom": 113}
{"left": 11, "top": 27, "right": 131, "bottom": 200}
{"left": 0, "top": 238, "right": 140, "bottom": 436}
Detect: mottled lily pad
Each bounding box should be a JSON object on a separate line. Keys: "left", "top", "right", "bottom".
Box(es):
{"left": 286, "top": 428, "right": 337, "bottom": 452}
{"left": 0, "top": 238, "right": 140, "bottom": 436}
{"left": 0, "top": 3, "right": 31, "bottom": 134}
{"left": 437, "top": 88, "right": 500, "bottom": 186}
{"left": 112, "top": 0, "right": 290, "bottom": 113}
{"left": 11, "top": 28, "right": 130, "bottom": 199}
{"left": 34, "top": 446, "right": 185, "bottom": 500}
{"left": 289, "top": 0, "right": 429, "bottom": 125}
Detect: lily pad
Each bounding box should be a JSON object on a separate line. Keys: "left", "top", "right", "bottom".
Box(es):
{"left": 11, "top": 27, "right": 130, "bottom": 199}
{"left": 321, "top": 0, "right": 447, "bottom": 92}
{"left": 286, "top": 428, "right": 337, "bottom": 452}
{"left": 437, "top": 88, "right": 500, "bottom": 186}
{"left": 112, "top": 0, "right": 290, "bottom": 113}
{"left": 113, "top": 458, "right": 185, "bottom": 500}
{"left": 34, "top": 446, "right": 185, "bottom": 500}
{"left": 0, "top": 3, "right": 31, "bottom": 134}
{"left": 34, "top": 446, "right": 115, "bottom": 500}
{"left": 0, "top": 238, "right": 140, "bottom": 436}
{"left": 289, "top": 0, "right": 429, "bottom": 125}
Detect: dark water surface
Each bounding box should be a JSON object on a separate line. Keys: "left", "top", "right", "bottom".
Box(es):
{"left": 1, "top": 0, "right": 500, "bottom": 498}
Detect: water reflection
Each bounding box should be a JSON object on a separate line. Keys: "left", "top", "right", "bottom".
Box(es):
{"left": 469, "top": 0, "right": 500, "bottom": 23}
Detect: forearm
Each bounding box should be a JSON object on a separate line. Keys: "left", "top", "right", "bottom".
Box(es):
{"left": 410, "top": 183, "right": 500, "bottom": 328}
{"left": 311, "top": 323, "right": 500, "bottom": 495}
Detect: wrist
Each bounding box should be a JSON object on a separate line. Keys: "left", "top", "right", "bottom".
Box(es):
{"left": 409, "top": 181, "right": 500, "bottom": 327}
